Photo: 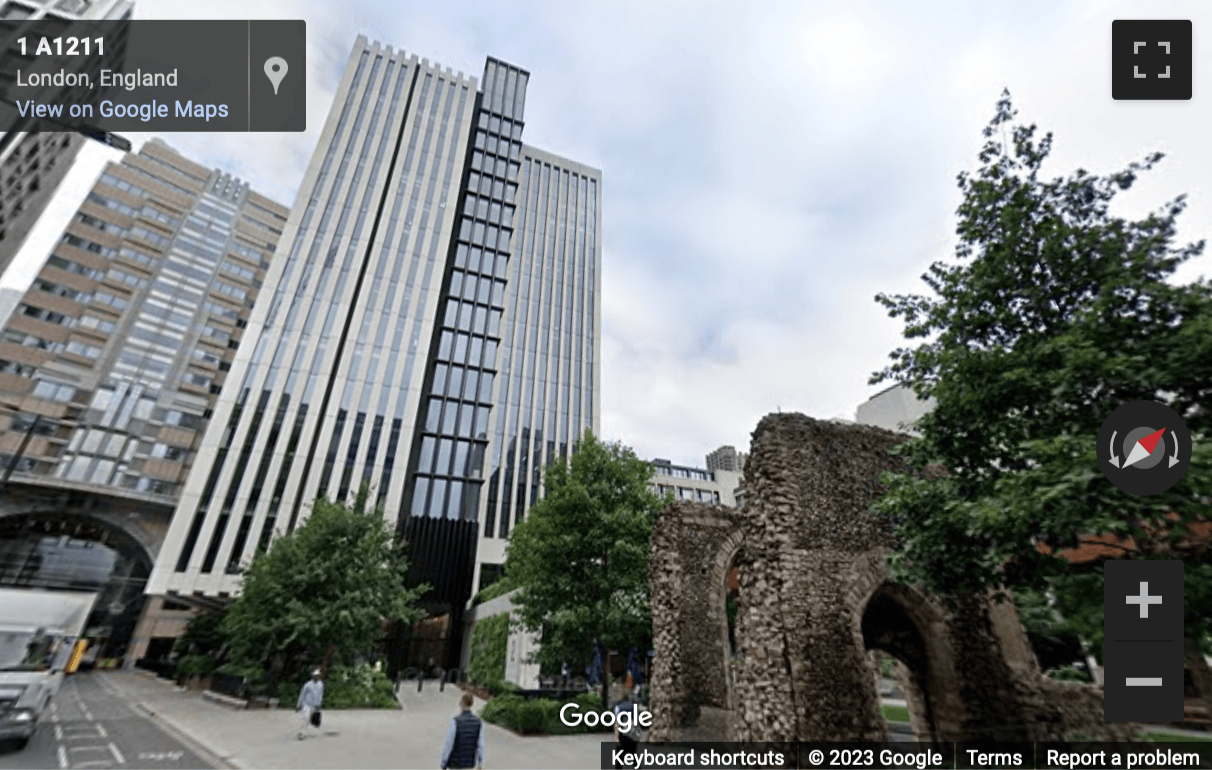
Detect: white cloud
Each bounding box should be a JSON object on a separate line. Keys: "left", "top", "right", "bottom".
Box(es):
{"left": 10, "top": 0, "right": 1210, "bottom": 471}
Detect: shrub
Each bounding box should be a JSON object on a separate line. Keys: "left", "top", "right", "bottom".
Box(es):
{"left": 467, "top": 614, "right": 509, "bottom": 693}
{"left": 325, "top": 662, "right": 400, "bottom": 709}
{"left": 276, "top": 662, "right": 399, "bottom": 709}
{"left": 277, "top": 679, "right": 301, "bottom": 708}
{"left": 215, "top": 661, "right": 266, "bottom": 683}
{"left": 471, "top": 578, "right": 517, "bottom": 607}
{"left": 1047, "top": 665, "right": 1092, "bottom": 683}
{"left": 481, "top": 694, "right": 526, "bottom": 730}
{"left": 175, "top": 654, "right": 217, "bottom": 678}
{"left": 481, "top": 693, "right": 613, "bottom": 735}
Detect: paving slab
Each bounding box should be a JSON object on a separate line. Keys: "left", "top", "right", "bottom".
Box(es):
{"left": 102, "top": 671, "right": 610, "bottom": 769}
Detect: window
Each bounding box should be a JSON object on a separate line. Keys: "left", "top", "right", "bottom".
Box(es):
{"left": 32, "top": 378, "right": 76, "bottom": 402}
{"left": 198, "top": 325, "right": 231, "bottom": 344}
{"left": 86, "top": 192, "right": 138, "bottom": 218}
{"left": 64, "top": 340, "right": 102, "bottom": 359}
{"left": 220, "top": 260, "right": 256, "bottom": 281}
{"left": 47, "top": 255, "right": 102, "bottom": 280}
{"left": 151, "top": 443, "right": 188, "bottom": 461}
{"left": 79, "top": 315, "right": 116, "bottom": 334}
{"left": 203, "top": 300, "right": 240, "bottom": 321}
{"left": 105, "top": 267, "right": 150, "bottom": 290}
{"left": 0, "top": 358, "right": 36, "bottom": 377}
{"left": 140, "top": 205, "right": 179, "bottom": 228}
{"left": 128, "top": 225, "right": 171, "bottom": 248}
{"left": 93, "top": 291, "right": 129, "bottom": 311}
{"left": 61, "top": 233, "right": 113, "bottom": 257}
{"left": 76, "top": 212, "right": 122, "bottom": 233}
{"left": 164, "top": 410, "right": 203, "bottom": 430}
{"left": 0, "top": 4, "right": 34, "bottom": 21}
{"left": 20, "top": 304, "right": 70, "bottom": 325}
{"left": 192, "top": 347, "right": 222, "bottom": 366}
{"left": 213, "top": 281, "right": 248, "bottom": 301}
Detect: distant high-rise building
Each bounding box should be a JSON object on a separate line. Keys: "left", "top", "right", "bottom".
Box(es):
{"left": 0, "top": 0, "right": 135, "bottom": 277}
{"left": 706, "top": 444, "right": 747, "bottom": 474}
{"left": 148, "top": 38, "right": 601, "bottom": 667}
{"left": 0, "top": 138, "right": 287, "bottom": 661}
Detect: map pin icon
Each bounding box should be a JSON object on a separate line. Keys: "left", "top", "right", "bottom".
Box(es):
{"left": 264, "top": 57, "right": 288, "bottom": 95}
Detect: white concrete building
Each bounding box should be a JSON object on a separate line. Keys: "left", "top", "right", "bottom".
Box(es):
{"left": 855, "top": 384, "right": 937, "bottom": 435}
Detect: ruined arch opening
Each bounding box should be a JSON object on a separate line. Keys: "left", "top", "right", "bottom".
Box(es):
{"left": 725, "top": 557, "right": 740, "bottom": 659}
{"left": 861, "top": 583, "right": 940, "bottom": 742}
{"left": 0, "top": 512, "right": 153, "bottom": 661}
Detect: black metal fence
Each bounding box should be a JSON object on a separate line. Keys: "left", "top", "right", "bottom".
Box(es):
{"left": 134, "top": 657, "right": 176, "bottom": 679}
{"left": 210, "top": 672, "right": 251, "bottom": 699}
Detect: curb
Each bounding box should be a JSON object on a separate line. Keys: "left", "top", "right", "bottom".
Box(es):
{"left": 203, "top": 690, "right": 250, "bottom": 710}
{"left": 134, "top": 702, "right": 247, "bottom": 770}
{"left": 97, "top": 673, "right": 246, "bottom": 770}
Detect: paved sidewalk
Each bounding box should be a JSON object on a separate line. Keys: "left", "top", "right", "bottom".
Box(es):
{"left": 101, "top": 671, "right": 609, "bottom": 769}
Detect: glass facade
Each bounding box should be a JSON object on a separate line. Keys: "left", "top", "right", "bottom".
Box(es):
{"left": 481, "top": 149, "right": 600, "bottom": 541}
{"left": 403, "top": 58, "right": 525, "bottom": 525}
{"left": 149, "top": 38, "right": 601, "bottom": 605}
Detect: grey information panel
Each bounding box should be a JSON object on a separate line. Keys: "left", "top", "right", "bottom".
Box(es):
{"left": 0, "top": 20, "right": 305, "bottom": 132}
{"left": 1103, "top": 560, "right": 1184, "bottom": 722}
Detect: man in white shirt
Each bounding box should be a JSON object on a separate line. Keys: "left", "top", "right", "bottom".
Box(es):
{"left": 296, "top": 669, "right": 324, "bottom": 740}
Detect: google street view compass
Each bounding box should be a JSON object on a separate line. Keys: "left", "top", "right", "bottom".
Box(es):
{"left": 1098, "top": 400, "right": 1191, "bottom": 496}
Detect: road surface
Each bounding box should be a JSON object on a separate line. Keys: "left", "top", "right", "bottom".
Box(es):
{"left": 0, "top": 673, "right": 218, "bottom": 769}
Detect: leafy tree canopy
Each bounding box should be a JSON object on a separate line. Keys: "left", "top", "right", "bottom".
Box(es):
{"left": 505, "top": 430, "right": 665, "bottom": 678}
{"left": 870, "top": 91, "right": 1212, "bottom": 635}
{"left": 221, "top": 487, "right": 428, "bottom": 676}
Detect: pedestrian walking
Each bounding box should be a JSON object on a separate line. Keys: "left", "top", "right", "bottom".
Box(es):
{"left": 613, "top": 684, "right": 644, "bottom": 766}
{"left": 439, "top": 692, "right": 485, "bottom": 769}
{"left": 296, "top": 669, "right": 324, "bottom": 740}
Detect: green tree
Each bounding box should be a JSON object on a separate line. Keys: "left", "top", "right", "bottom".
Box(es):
{"left": 172, "top": 609, "right": 226, "bottom": 658}
{"left": 870, "top": 91, "right": 1212, "bottom": 647}
{"left": 505, "top": 430, "right": 665, "bottom": 703}
{"left": 221, "top": 487, "right": 428, "bottom": 678}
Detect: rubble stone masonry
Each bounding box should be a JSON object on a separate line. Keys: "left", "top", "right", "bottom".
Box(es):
{"left": 648, "top": 413, "right": 1137, "bottom": 742}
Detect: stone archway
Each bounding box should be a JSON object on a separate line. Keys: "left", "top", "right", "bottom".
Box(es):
{"left": 860, "top": 581, "right": 945, "bottom": 741}
{"left": 649, "top": 413, "right": 1140, "bottom": 742}
{"left": 0, "top": 508, "right": 158, "bottom": 659}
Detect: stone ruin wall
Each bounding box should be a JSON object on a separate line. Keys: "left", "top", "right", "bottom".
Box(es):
{"left": 648, "top": 412, "right": 1135, "bottom": 742}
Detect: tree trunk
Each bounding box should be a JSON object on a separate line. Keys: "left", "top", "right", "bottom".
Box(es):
{"left": 321, "top": 644, "right": 336, "bottom": 680}
{"left": 602, "top": 649, "right": 612, "bottom": 708}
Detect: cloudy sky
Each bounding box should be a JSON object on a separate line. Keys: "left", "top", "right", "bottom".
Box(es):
{"left": 5, "top": 0, "right": 1211, "bottom": 468}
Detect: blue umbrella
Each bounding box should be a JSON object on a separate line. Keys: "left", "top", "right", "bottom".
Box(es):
{"left": 586, "top": 641, "right": 603, "bottom": 686}
{"left": 626, "top": 646, "right": 643, "bottom": 687}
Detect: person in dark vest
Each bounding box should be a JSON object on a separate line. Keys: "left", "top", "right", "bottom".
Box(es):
{"left": 439, "top": 692, "right": 485, "bottom": 770}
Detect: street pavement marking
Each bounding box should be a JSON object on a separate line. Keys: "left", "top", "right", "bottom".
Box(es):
{"left": 95, "top": 723, "right": 108, "bottom": 738}
{"left": 138, "top": 751, "right": 184, "bottom": 762}
{"left": 57, "top": 745, "right": 68, "bottom": 769}
{"left": 55, "top": 724, "right": 63, "bottom": 740}
{"left": 107, "top": 742, "right": 126, "bottom": 764}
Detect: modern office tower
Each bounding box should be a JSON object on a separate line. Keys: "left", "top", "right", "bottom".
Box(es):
{"left": 0, "top": 0, "right": 136, "bottom": 277}
{"left": 0, "top": 138, "right": 287, "bottom": 662}
{"left": 705, "top": 444, "right": 747, "bottom": 475}
{"left": 148, "top": 37, "right": 602, "bottom": 667}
